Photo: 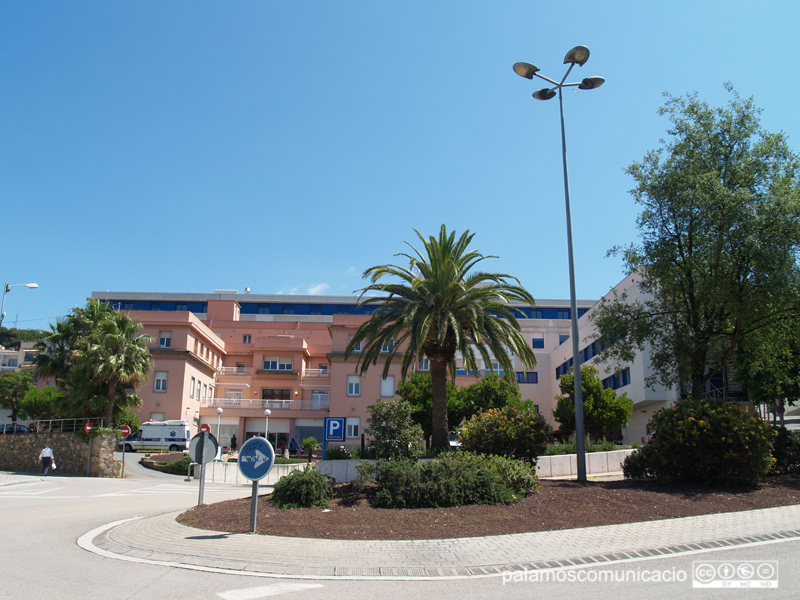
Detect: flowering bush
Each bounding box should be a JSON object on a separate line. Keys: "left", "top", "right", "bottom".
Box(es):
{"left": 627, "top": 398, "right": 775, "bottom": 486}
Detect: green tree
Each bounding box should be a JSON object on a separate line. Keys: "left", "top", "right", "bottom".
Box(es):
{"left": 19, "top": 385, "right": 63, "bottom": 421}
{"left": 0, "top": 370, "right": 34, "bottom": 423}
{"left": 33, "top": 300, "right": 152, "bottom": 426}
{"left": 451, "top": 373, "right": 522, "bottom": 430}
{"left": 553, "top": 365, "right": 633, "bottom": 440}
{"left": 366, "top": 399, "right": 424, "bottom": 460}
{"left": 346, "top": 225, "right": 538, "bottom": 451}
{"left": 458, "top": 401, "right": 551, "bottom": 462}
{"left": 591, "top": 85, "right": 800, "bottom": 398}
{"left": 395, "top": 372, "right": 458, "bottom": 442}
{"left": 0, "top": 327, "right": 45, "bottom": 351}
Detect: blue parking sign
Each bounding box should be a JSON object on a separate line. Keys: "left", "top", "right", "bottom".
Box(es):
{"left": 324, "top": 417, "right": 345, "bottom": 442}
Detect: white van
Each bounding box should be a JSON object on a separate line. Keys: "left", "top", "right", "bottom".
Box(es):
{"left": 119, "top": 420, "right": 192, "bottom": 453}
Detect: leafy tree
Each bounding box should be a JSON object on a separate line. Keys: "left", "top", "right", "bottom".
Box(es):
{"left": 0, "top": 370, "right": 34, "bottom": 422}
{"left": 395, "top": 372, "right": 458, "bottom": 442}
{"left": 366, "top": 399, "right": 424, "bottom": 460}
{"left": 0, "top": 327, "right": 45, "bottom": 351}
{"left": 19, "top": 385, "right": 62, "bottom": 421}
{"left": 33, "top": 300, "right": 152, "bottom": 426}
{"left": 458, "top": 401, "right": 551, "bottom": 462}
{"left": 346, "top": 225, "right": 538, "bottom": 451}
{"left": 553, "top": 365, "right": 633, "bottom": 441}
{"left": 591, "top": 85, "right": 800, "bottom": 399}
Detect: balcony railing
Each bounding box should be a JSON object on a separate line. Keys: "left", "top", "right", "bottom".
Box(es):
{"left": 217, "top": 366, "right": 254, "bottom": 376}
{"left": 203, "top": 397, "right": 329, "bottom": 411}
{"left": 303, "top": 368, "right": 330, "bottom": 378}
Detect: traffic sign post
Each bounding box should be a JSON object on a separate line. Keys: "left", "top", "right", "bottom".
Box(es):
{"left": 323, "top": 417, "right": 345, "bottom": 459}
{"left": 85, "top": 422, "right": 94, "bottom": 476}
{"left": 189, "top": 431, "right": 218, "bottom": 506}
{"left": 119, "top": 425, "right": 131, "bottom": 479}
{"left": 238, "top": 437, "right": 276, "bottom": 532}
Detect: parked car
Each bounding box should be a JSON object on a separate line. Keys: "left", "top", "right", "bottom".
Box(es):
{"left": 0, "top": 423, "right": 30, "bottom": 434}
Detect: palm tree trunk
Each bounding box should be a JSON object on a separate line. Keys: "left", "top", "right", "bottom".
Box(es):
{"left": 105, "top": 378, "right": 118, "bottom": 428}
{"left": 430, "top": 358, "right": 450, "bottom": 451}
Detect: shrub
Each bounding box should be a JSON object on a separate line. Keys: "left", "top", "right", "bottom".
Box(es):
{"left": 633, "top": 398, "right": 776, "bottom": 486}
{"left": 156, "top": 455, "right": 192, "bottom": 475}
{"left": 622, "top": 449, "right": 653, "bottom": 479}
{"left": 270, "top": 466, "right": 334, "bottom": 509}
{"left": 367, "top": 399, "right": 424, "bottom": 460}
{"left": 771, "top": 428, "right": 800, "bottom": 474}
{"left": 324, "top": 446, "right": 358, "bottom": 460}
{"left": 458, "top": 401, "right": 551, "bottom": 463}
{"left": 373, "top": 452, "right": 538, "bottom": 508}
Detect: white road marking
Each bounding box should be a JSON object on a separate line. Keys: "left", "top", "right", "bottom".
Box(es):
{"left": 0, "top": 487, "right": 78, "bottom": 499}
{"left": 91, "top": 484, "right": 231, "bottom": 497}
{"left": 216, "top": 583, "right": 324, "bottom": 599}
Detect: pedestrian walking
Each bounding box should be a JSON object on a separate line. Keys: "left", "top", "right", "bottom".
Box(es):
{"left": 230, "top": 434, "right": 237, "bottom": 452}
{"left": 289, "top": 438, "right": 299, "bottom": 455}
{"left": 38, "top": 444, "right": 55, "bottom": 476}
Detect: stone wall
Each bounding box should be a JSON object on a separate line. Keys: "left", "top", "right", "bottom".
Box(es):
{"left": 0, "top": 431, "right": 121, "bottom": 478}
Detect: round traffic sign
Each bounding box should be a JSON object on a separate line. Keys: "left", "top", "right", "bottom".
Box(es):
{"left": 119, "top": 425, "right": 131, "bottom": 438}
{"left": 189, "top": 431, "right": 218, "bottom": 465}
{"left": 238, "top": 437, "right": 275, "bottom": 481}
{"left": 85, "top": 422, "right": 93, "bottom": 434}
{"left": 199, "top": 423, "right": 211, "bottom": 433}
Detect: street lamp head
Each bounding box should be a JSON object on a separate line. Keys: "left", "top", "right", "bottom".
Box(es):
{"left": 564, "top": 45, "right": 590, "bottom": 66}
{"left": 264, "top": 409, "right": 271, "bottom": 416}
{"left": 578, "top": 76, "right": 605, "bottom": 90}
{"left": 216, "top": 407, "right": 223, "bottom": 415}
{"left": 533, "top": 88, "right": 557, "bottom": 101}
{"left": 24, "top": 283, "right": 39, "bottom": 289}
{"left": 513, "top": 62, "right": 540, "bottom": 79}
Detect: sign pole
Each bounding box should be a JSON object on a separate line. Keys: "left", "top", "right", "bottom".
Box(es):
{"left": 121, "top": 444, "right": 125, "bottom": 479}
{"left": 197, "top": 431, "right": 207, "bottom": 506}
{"left": 250, "top": 479, "right": 259, "bottom": 532}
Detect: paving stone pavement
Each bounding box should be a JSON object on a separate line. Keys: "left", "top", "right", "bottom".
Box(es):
{"left": 84, "top": 504, "right": 800, "bottom": 580}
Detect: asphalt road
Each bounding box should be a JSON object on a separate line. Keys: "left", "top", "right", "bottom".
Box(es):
{"left": 2, "top": 456, "right": 799, "bottom": 600}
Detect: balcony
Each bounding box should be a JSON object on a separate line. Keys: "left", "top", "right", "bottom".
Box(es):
{"left": 218, "top": 366, "right": 254, "bottom": 376}
{"left": 202, "top": 397, "right": 329, "bottom": 411}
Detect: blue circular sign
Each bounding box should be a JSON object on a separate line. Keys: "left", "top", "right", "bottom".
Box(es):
{"left": 238, "top": 436, "right": 276, "bottom": 481}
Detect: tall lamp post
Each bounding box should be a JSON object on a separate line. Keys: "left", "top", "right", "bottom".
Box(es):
{"left": 0, "top": 283, "right": 39, "bottom": 329}
{"left": 215, "top": 407, "right": 223, "bottom": 461}
{"left": 264, "top": 409, "right": 271, "bottom": 446}
{"left": 513, "top": 45, "right": 605, "bottom": 482}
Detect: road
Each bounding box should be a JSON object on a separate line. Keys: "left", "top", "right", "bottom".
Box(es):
{"left": 1, "top": 457, "right": 799, "bottom": 600}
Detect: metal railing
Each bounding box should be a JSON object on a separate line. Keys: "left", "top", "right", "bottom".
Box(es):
{"left": 202, "top": 397, "right": 329, "bottom": 411}
{"left": 30, "top": 418, "right": 108, "bottom": 433}
{"left": 217, "top": 366, "right": 254, "bottom": 376}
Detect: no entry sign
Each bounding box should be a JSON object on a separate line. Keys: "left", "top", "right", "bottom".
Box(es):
{"left": 119, "top": 425, "right": 131, "bottom": 438}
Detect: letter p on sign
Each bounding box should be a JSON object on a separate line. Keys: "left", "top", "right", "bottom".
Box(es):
{"left": 325, "top": 417, "right": 345, "bottom": 442}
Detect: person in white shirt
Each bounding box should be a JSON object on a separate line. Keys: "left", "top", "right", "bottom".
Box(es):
{"left": 38, "top": 444, "right": 55, "bottom": 475}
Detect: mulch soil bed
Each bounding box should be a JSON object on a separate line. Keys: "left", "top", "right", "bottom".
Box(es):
{"left": 177, "top": 475, "right": 800, "bottom": 541}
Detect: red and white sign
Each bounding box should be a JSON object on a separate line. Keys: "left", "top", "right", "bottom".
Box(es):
{"left": 85, "top": 422, "right": 93, "bottom": 434}
{"left": 119, "top": 425, "right": 131, "bottom": 438}
{"left": 199, "top": 423, "right": 211, "bottom": 433}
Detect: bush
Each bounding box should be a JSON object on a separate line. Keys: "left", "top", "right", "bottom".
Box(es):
{"left": 373, "top": 452, "right": 538, "bottom": 508}
{"left": 632, "top": 398, "right": 776, "bottom": 486}
{"left": 458, "top": 401, "right": 551, "bottom": 463}
{"left": 323, "top": 446, "right": 358, "bottom": 460}
{"left": 771, "top": 428, "right": 800, "bottom": 474}
{"left": 367, "top": 399, "right": 425, "bottom": 460}
{"left": 270, "top": 466, "right": 334, "bottom": 509}
{"left": 622, "top": 449, "right": 653, "bottom": 479}
{"left": 544, "top": 436, "right": 619, "bottom": 455}
{"left": 157, "top": 455, "right": 192, "bottom": 475}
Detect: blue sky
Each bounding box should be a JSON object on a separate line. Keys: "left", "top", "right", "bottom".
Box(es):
{"left": 2, "top": 1, "right": 799, "bottom": 329}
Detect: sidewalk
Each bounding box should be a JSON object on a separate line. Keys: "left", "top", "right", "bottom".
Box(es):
{"left": 83, "top": 504, "right": 800, "bottom": 580}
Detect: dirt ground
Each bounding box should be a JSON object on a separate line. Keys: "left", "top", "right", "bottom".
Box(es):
{"left": 178, "top": 475, "right": 800, "bottom": 541}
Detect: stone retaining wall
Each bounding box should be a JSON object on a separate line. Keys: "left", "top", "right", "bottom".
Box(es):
{"left": 0, "top": 431, "right": 121, "bottom": 477}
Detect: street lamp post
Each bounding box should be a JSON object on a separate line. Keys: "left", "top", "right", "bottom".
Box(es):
{"left": 215, "top": 407, "right": 223, "bottom": 461}
{"left": 0, "top": 283, "right": 39, "bottom": 329}
{"left": 513, "top": 46, "right": 604, "bottom": 482}
{"left": 264, "top": 409, "right": 271, "bottom": 446}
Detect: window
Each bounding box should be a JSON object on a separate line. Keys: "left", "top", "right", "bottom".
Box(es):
{"left": 224, "top": 389, "right": 242, "bottom": 406}
{"left": 515, "top": 371, "right": 538, "bottom": 384}
{"left": 346, "top": 417, "right": 360, "bottom": 438}
{"left": 158, "top": 331, "right": 171, "bottom": 348}
{"left": 531, "top": 309, "right": 543, "bottom": 319}
{"left": 559, "top": 334, "right": 570, "bottom": 346}
{"left": 380, "top": 376, "right": 395, "bottom": 397}
{"left": 6, "top": 358, "right": 18, "bottom": 368}
{"left": 557, "top": 310, "right": 570, "bottom": 319}
{"left": 347, "top": 375, "right": 361, "bottom": 396}
{"left": 150, "top": 302, "right": 161, "bottom": 311}
{"left": 150, "top": 412, "right": 165, "bottom": 421}
{"left": 489, "top": 361, "right": 505, "bottom": 376}
{"left": 349, "top": 336, "right": 362, "bottom": 352}
{"left": 122, "top": 302, "right": 134, "bottom": 310}
{"left": 418, "top": 357, "right": 430, "bottom": 371}
{"left": 154, "top": 371, "right": 168, "bottom": 392}
{"left": 263, "top": 356, "right": 292, "bottom": 371}
{"left": 262, "top": 389, "right": 291, "bottom": 401}
{"left": 202, "top": 384, "right": 207, "bottom": 399}
{"left": 319, "top": 364, "right": 328, "bottom": 374}
{"left": 190, "top": 377, "right": 196, "bottom": 398}
{"left": 235, "top": 362, "right": 246, "bottom": 374}
{"left": 24, "top": 353, "right": 35, "bottom": 362}
{"left": 381, "top": 340, "right": 395, "bottom": 353}
{"left": 175, "top": 303, "right": 188, "bottom": 311}
{"left": 531, "top": 334, "right": 545, "bottom": 349}
{"left": 242, "top": 334, "right": 252, "bottom": 344}
{"left": 311, "top": 390, "right": 329, "bottom": 409}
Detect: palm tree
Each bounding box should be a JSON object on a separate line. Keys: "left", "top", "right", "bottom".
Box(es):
{"left": 346, "top": 225, "right": 538, "bottom": 451}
